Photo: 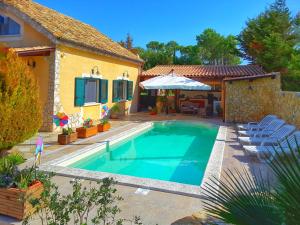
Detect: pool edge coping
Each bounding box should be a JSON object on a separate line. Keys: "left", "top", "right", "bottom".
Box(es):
{"left": 39, "top": 121, "right": 227, "bottom": 198}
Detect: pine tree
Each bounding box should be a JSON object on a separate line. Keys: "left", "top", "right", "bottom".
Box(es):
{"left": 125, "top": 33, "right": 133, "bottom": 50}
{"left": 239, "top": 0, "right": 299, "bottom": 72}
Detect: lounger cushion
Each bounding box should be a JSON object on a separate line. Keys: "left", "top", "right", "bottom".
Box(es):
{"left": 237, "top": 123, "right": 258, "bottom": 130}
{"left": 238, "top": 136, "right": 278, "bottom": 145}
{"left": 244, "top": 145, "right": 293, "bottom": 156}
{"left": 238, "top": 130, "right": 274, "bottom": 137}
{"left": 243, "top": 145, "right": 274, "bottom": 155}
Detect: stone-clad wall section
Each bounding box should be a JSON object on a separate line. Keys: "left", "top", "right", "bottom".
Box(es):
{"left": 225, "top": 74, "right": 300, "bottom": 129}
{"left": 39, "top": 51, "right": 57, "bottom": 131}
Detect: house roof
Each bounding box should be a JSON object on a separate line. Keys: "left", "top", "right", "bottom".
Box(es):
{"left": 141, "top": 65, "right": 266, "bottom": 79}
{"left": 1, "top": 0, "right": 143, "bottom": 64}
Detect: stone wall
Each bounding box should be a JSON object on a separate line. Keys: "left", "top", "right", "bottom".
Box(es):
{"left": 225, "top": 74, "right": 300, "bottom": 129}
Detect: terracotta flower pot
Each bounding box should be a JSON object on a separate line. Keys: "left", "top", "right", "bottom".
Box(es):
{"left": 57, "top": 132, "right": 78, "bottom": 145}
{"left": 169, "top": 109, "right": 177, "bottom": 113}
{"left": 0, "top": 181, "right": 43, "bottom": 220}
{"left": 76, "top": 126, "right": 98, "bottom": 138}
{"left": 97, "top": 123, "right": 111, "bottom": 132}
{"left": 110, "top": 114, "right": 119, "bottom": 119}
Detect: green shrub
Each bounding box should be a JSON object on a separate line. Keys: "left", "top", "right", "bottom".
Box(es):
{"left": 23, "top": 177, "right": 144, "bottom": 225}
{"left": 0, "top": 49, "right": 42, "bottom": 151}
{"left": 100, "top": 118, "right": 109, "bottom": 125}
{"left": 110, "top": 103, "right": 121, "bottom": 113}
{"left": 0, "top": 153, "right": 34, "bottom": 189}
{"left": 5, "top": 152, "right": 25, "bottom": 165}
{"left": 281, "top": 74, "right": 300, "bottom": 92}
{"left": 62, "top": 127, "right": 73, "bottom": 135}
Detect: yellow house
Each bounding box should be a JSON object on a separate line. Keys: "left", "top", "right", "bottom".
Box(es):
{"left": 0, "top": 0, "right": 144, "bottom": 131}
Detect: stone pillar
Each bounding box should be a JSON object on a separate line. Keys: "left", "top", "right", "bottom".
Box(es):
{"left": 39, "top": 49, "right": 61, "bottom": 132}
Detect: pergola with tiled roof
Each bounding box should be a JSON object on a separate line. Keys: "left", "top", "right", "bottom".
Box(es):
{"left": 1, "top": 0, "right": 143, "bottom": 64}
{"left": 139, "top": 65, "right": 266, "bottom": 116}
{"left": 141, "top": 65, "right": 266, "bottom": 79}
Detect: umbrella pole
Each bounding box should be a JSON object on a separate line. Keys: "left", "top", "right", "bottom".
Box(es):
{"left": 165, "top": 90, "right": 168, "bottom": 115}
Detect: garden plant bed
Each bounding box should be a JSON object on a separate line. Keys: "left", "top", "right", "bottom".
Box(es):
{"left": 0, "top": 181, "right": 43, "bottom": 220}
{"left": 76, "top": 126, "right": 98, "bottom": 138}
{"left": 97, "top": 123, "right": 111, "bottom": 132}
{"left": 57, "top": 132, "right": 78, "bottom": 145}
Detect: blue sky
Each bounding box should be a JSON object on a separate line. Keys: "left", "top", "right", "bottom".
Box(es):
{"left": 36, "top": 0, "right": 299, "bottom": 48}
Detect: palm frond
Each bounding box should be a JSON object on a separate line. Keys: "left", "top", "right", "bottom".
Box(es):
{"left": 202, "top": 168, "right": 283, "bottom": 225}
{"left": 267, "top": 136, "right": 300, "bottom": 224}
{"left": 202, "top": 134, "right": 300, "bottom": 225}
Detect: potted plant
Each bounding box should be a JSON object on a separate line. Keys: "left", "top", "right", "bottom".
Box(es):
{"left": 149, "top": 106, "right": 157, "bottom": 115}
{"left": 0, "top": 157, "right": 44, "bottom": 220}
{"left": 53, "top": 112, "right": 77, "bottom": 145}
{"left": 97, "top": 119, "right": 111, "bottom": 132}
{"left": 169, "top": 107, "right": 177, "bottom": 114}
{"left": 110, "top": 103, "right": 121, "bottom": 119}
{"left": 57, "top": 127, "right": 78, "bottom": 145}
{"left": 156, "top": 96, "right": 166, "bottom": 113}
{"left": 76, "top": 118, "right": 98, "bottom": 138}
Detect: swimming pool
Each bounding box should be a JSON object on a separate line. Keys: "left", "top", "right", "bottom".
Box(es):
{"left": 69, "top": 121, "right": 219, "bottom": 186}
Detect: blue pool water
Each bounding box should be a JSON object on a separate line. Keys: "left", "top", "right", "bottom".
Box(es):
{"left": 70, "top": 121, "right": 219, "bottom": 185}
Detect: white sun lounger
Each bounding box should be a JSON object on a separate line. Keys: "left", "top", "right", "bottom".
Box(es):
{"left": 243, "top": 131, "right": 300, "bottom": 161}
{"left": 238, "top": 124, "right": 295, "bottom": 145}
{"left": 237, "top": 115, "right": 277, "bottom": 131}
{"left": 238, "top": 119, "right": 285, "bottom": 137}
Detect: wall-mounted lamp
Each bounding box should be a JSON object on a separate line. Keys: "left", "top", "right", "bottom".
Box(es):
{"left": 91, "top": 66, "right": 100, "bottom": 75}
{"left": 27, "top": 59, "right": 36, "bottom": 68}
{"left": 123, "top": 71, "right": 129, "bottom": 78}
{"left": 60, "top": 52, "right": 66, "bottom": 59}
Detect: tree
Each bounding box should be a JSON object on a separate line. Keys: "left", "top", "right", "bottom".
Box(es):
{"left": 137, "top": 42, "right": 173, "bottom": 70}
{"left": 0, "top": 49, "right": 42, "bottom": 150}
{"left": 119, "top": 33, "right": 133, "bottom": 50}
{"left": 282, "top": 51, "right": 300, "bottom": 91}
{"left": 165, "top": 41, "right": 180, "bottom": 64}
{"left": 125, "top": 33, "right": 133, "bottom": 50}
{"left": 146, "top": 41, "right": 164, "bottom": 52}
{"left": 177, "top": 45, "right": 201, "bottom": 65}
{"left": 196, "top": 28, "right": 241, "bottom": 65}
{"left": 239, "top": 0, "right": 300, "bottom": 72}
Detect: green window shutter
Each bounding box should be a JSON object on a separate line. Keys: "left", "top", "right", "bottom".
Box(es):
{"left": 99, "top": 79, "right": 108, "bottom": 104}
{"left": 112, "top": 80, "right": 119, "bottom": 102}
{"left": 74, "top": 77, "right": 85, "bottom": 106}
{"left": 127, "top": 81, "right": 133, "bottom": 100}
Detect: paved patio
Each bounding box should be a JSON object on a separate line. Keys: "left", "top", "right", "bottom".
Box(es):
{"left": 0, "top": 113, "right": 275, "bottom": 225}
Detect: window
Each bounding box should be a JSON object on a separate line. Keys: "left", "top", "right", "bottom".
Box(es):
{"left": 112, "top": 80, "right": 133, "bottom": 102}
{"left": 85, "top": 79, "right": 98, "bottom": 103}
{"left": 74, "top": 78, "right": 108, "bottom": 106}
{"left": 0, "top": 15, "right": 21, "bottom": 36}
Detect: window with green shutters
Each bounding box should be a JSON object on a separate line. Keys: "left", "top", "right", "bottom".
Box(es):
{"left": 112, "top": 80, "right": 133, "bottom": 102}
{"left": 99, "top": 79, "right": 108, "bottom": 103}
{"left": 74, "top": 77, "right": 109, "bottom": 106}
{"left": 74, "top": 78, "right": 85, "bottom": 106}
{"left": 112, "top": 80, "right": 119, "bottom": 102}
{"left": 127, "top": 81, "right": 133, "bottom": 100}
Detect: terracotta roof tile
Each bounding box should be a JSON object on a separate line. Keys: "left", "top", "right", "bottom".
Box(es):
{"left": 141, "top": 65, "right": 266, "bottom": 78}
{"left": 1, "top": 0, "right": 143, "bottom": 64}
